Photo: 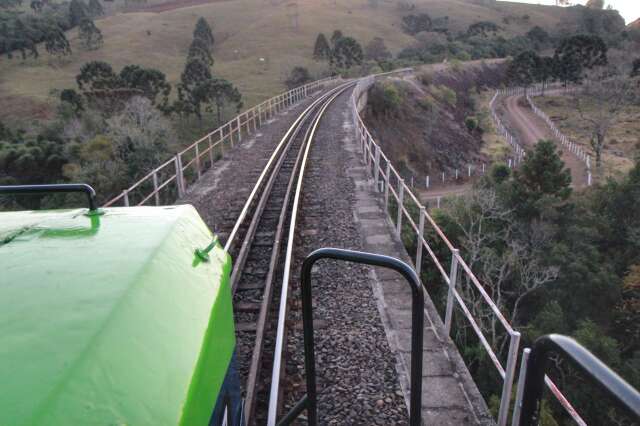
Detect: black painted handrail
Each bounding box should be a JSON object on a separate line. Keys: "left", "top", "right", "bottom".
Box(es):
{"left": 519, "top": 334, "right": 640, "bottom": 425}
{"left": 0, "top": 184, "right": 98, "bottom": 211}
{"left": 278, "top": 248, "right": 424, "bottom": 426}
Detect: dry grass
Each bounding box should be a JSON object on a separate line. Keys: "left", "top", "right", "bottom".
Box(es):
{"left": 534, "top": 95, "right": 640, "bottom": 180}
{"left": 0, "top": 0, "right": 577, "bottom": 124}
{"left": 474, "top": 88, "right": 511, "bottom": 162}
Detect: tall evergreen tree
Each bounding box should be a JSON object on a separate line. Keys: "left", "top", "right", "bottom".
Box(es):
{"left": 193, "top": 17, "right": 214, "bottom": 51}
{"left": 79, "top": 19, "right": 103, "bottom": 50}
{"left": 506, "top": 50, "right": 540, "bottom": 90}
{"left": 313, "top": 33, "right": 330, "bottom": 60}
{"left": 554, "top": 34, "right": 608, "bottom": 74}
{"left": 187, "top": 37, "right": 213, "bottom": 66}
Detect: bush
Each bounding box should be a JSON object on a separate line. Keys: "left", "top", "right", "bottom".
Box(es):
{"left": 418, "top": 71, "right": 432, "bottom": 86}
{"left": 285, "top": 66, "right": 312, "bottom": 89}
{"left": 436, "top": 85, "right": 457, "bottom": 107}
{"left": 369, "top": 82, "right": 403, "bottom": 118}
{"left": 465, "top": 116, "right": 478, "bottom": 132}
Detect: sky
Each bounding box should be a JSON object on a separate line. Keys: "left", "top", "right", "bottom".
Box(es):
{"left": 506, "top": 0, "right": 639, "bottom": 23}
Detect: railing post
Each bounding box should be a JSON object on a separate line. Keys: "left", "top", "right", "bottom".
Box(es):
{"left": 208, "top": 135, "right": 214, "bottom": 166}
{"left": 236, "top": 116, "right": 242, "bottom": 143}
{"left": 415, "top": 206, "right": 425, "bottom": 275}
{"left": 175, "top": 155, "right": 185, "bottom": 198}
{"left": 258, "top": 104, "right": 262, "bottom": 127}
{"left": 152, "top": 170, "right": 160, "bottom": 206}
{"left": 396, "top": 180, "right": 404, "bottom": 236}
{"left": 195, "top": 142, "right": 202, "bottom": 179}
{"left": 511, "top": 348, "right": 531, "bottom": 426}
{"left": 384, "top": 161, "right": 391, "bottom": 214}
{"left": 374, "top": 144, "right": 381, "bottom": 190}
{"left": 498, "top": 331, "right": 521, "bottom": 426}
{"left": 123, "top": 189, "right": 130, "bottom": 207}
{"left": 444, "top": 248, "right": 459, "bottom": 335}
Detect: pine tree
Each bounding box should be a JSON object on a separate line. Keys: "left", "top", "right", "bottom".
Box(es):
{"left": 193, "top": 17, "right": 214, "bottom": 51}
{"left": 194, "top": 77, "right": 242, "bottom": 124}
{"left": 87, "top": 0, "right": 103, "bottom": 17}
{"left": 506, "top": 50, "right": 540, "bottom": 90}
{"left": 187, "top": 37, "right": 213, "bottom": 66}
{"left": 79, "top": 19, "right": 103, "bottom": 50}
{"left": 313, "top": 33, "right": 330, "bottom": 60}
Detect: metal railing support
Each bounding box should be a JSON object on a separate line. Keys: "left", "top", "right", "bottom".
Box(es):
{"left": 174, "top": 155, "right": 185, "bottom": 198}
{"left": 152, "top": 170, "right": 160, "bottom": 206}
{"left": 519, "top": 335, "right": 640, "bottom": 426}
{"left": 444, "top": 249, "right": 459, "bottom": 335}
{"left": 415, "top": 207, "right": 425, "bottom": 275}
{"left": 195, "top": 142, "right": 202, "bottom": 179}
{"left": 511, "top": 348, "right": 531, "bottom": 426}
{"left": 122, "top": 189, "right": 130, "bottom": 207}
{"left": 384, "top": 161, "right": 391, "bottom": 213}
{"left": 374, "top": 144, "right": 381, "bottom": 189}
{"left": 498, "top": 331, "right": 521, "bottom": 426}
{"left": 396, "top": 180, "right": 404, "bottom": 236}
{"left": 282, "top": 248, "right": 424, "bottom": 426}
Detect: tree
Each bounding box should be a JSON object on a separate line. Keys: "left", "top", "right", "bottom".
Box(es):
{"left": 193, "top": 17, "right": 214, "bottom": 51}
{"left": 466, "top": 21, "right": 499, "bottom": 37}
{"left": 30, "top": 0, "right": 43, "bottom": 13}
{"left": 106, "top": 96, "right": 174, "bottom": 179}
{"left": 330, "top": 36, "right": 363, "bottom": 69}
{"left": 78, "top": 19, "right": 103, "bottom": 50}
{"left": 554, "top": 34, "right": 607, "bottom": 75}
{"left": 506, "top": 50, "right": 539, "bottom": 90}
{"left": 119, "top": 65, "right": 171, "bottom": 108}
{"left": 0, "top": 0, "right": 22, "bottom": 8}
{"left": 187, "top": 37, "right": 213, "bottom": 66}
{"left": 330, "top": 30, "right": 343, "bottom": 45}
{"left": 402, "top": 13, "right": 432, "bottom": 35}
{"left": 534, "top": 56, "right": 555, "bottom": 95}
{"left": 60, "top": 88, "right": 84, "bottom": 114}
{"left": 194, "top": 78, "right": 242, "bottom": 125}
{"left": 313, "top": 33, "right": 331, "bottom": 60}
{"left": 69, "top": 0, "right": 88, "bottom": 26}
{"left": 44, "top": 26, "right": 72, "bottom": 58}
{"left": 364, "top": 37, "right": 391, "bottom": 62}
{"left": 526, "top": 26, "right": 549, "bottom": 48}
{"left": 77, "top": 61, "right": 119, "bottom": 92}
{"left": 180, "top": 58, "right": 211, "bottom": 91}
{"left": 507, "top": 139, "right": 571, "bottom": 220}
{"left": 87, "top": 0, "right": 103, "bottom": 16}
{"left": 285, "top": 66, "right": 311, "bottom": 89}
{"left": 574, "top": 75, "right": 636, "bottom": 168}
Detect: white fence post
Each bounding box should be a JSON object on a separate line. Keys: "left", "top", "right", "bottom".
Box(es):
{"left": 498, "top": 332, "right": 521, "bottom": 426}
{"left": 374, "top": 145, "right": 381, "bottom": 190}
{"left": 444, "top": 248, "right": 459, "bottom": 335}
{"left": 236, "top": 116, "right": 242, "bottom": 143}
{"left": 208, "top": 135, "right": 214, "bottom": 165}
{"left": 175, "top": 155, "right": 185, "bottom": 198}
{"left": 195, "top": 142, "right": 201, "bottom": 179}
{"left": 384, "top": 162, "right": 391, "bottom": 213}
{"left": 123, "top": 189, "right": 130, "bottom": 207}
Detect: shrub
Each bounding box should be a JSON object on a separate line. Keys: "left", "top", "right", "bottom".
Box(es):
{"left": 465, "top": 116, "right": 478, "bottom": 132}
{"left": 369, "top": 81, "right": 403, "bottom": 118}
{"left": 437, "top": 86, "right": 457, "bottom": 107}
{"left": 418, "top": 71, "right": 432, "bottom": 86}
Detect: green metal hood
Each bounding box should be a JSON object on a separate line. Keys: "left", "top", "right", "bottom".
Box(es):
{"left": 0, "top": 205, "right": 234, "bottom": 426}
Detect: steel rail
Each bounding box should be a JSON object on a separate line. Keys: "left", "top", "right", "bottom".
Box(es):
{"left": 240, "top": 88, "right": 342, "bottom": 424}
{"left": 223, "top": 82, "right": 352, "bottom": 253}
{"left": 266, "top": 83, "right": 355, "bottom": 425}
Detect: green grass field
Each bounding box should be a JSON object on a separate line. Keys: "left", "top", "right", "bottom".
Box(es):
{"left": 0, "top": 0, "right": 578, "bottom": 125}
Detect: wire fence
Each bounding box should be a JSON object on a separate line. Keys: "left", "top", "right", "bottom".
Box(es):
{"left": 352, "top": 75, "right": 586, "bottom": 426}
{"left": 103, "top": 76, "right": 341, "bottom": 207}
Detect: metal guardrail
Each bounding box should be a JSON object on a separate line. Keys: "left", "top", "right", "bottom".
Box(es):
{"left": 278, "top": 248, "right": 425, "bottom": 426}
{"left": 350, "top": 75, "right": 606, "bottom": 426}
{"left": 102, "top": 76, "right": 340, "bottom": 208}
{"left": 516, "top": 335, "right": 640, "bottom": 426}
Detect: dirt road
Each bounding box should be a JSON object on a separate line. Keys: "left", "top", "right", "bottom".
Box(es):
{"left": 502, "top": 94, "right": 587, "bottom": 188}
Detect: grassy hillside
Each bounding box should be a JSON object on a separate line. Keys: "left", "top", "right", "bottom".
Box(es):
{"left": 0, "top": 0, "right": 580, "bottom": 123}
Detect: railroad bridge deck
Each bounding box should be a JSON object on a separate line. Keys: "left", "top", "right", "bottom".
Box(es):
{"left": 178, "top": 83, "right": 492, "bottom": 424}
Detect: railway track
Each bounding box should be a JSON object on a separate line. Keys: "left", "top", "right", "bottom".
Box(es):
{"left": 222, "top": 81, "right": 355, "bottom": 425}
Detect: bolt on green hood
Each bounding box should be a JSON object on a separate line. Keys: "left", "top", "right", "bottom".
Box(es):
{"left": 0, "top": 205, "right": 235, "bottom": 426}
